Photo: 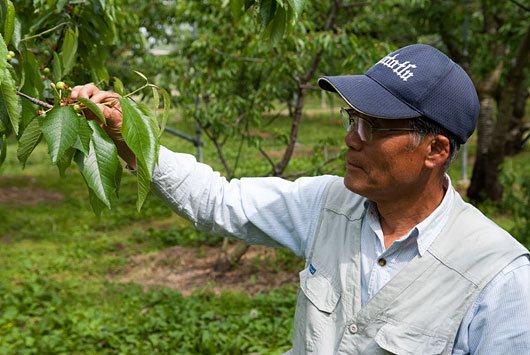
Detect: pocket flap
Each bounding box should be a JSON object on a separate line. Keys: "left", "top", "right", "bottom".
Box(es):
{"left": 375, "top": 322, "right": 447, "bottom": 355}
{"left": 299, "top": 264, "right": 341, "bottom": 314}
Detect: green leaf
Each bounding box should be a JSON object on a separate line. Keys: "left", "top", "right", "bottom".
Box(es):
{"left": 133, "top": 70, "right": 148, "bottom": 82}
{"left": 245, "top": 0, "right": 256, "bottom": 10}
{"left": 264, "top": 6, "right": 286, "bottom": 43}
{"left": 0, "top": 134, "right": 6, "bottom": 167}
{"left": 260, "top": 0, "right": 277, "bottom": 27}
{"left": 0, "top": 34, "right": 7, "bottom": 75}
{"left": 77, "top": 97, "right": 106, "bottom": 125}
{"left": 87, "top": 187, "right": 108, "bottom": 216}
{"left": 56, "top": 0, "right": 68, "bottom": 12}
{"left": 61, "top": 26, "right": 78, "bottom": 76}
{"left": 114, "top": 161, "right": 122, "bottom": 198}
{"left": 119, "top": 98, "right": 158, "bottom": 211}
{"left": 73, "top": 116, "right": 92, "bottom": 155}
{"left": 3, "top": 1, "right": 15, "bottom": 46}
{"left": 230, "top": 0, "right": 244, "bottom": 20}
{"left": 52, "top": 52, "right": 62, "bottom": 82}
{"left": 11, "top": 16, "right": 21, "bottom": 50}
{"left": 17, "top": 116, "right": 42, "bottom": 168}
{"left": 18, "top": 50, "right": 42, "bottom": 133}
{"left": 89, "top": 46, "right": 109, "bottom": 84}
{"left": 20, "top": 98, "right": 38, "bottom": 134}
{"left": 0, "top": 91, "right": 9, "bottom": 135}
{"left": 0, "top": 67, "right": 21, "bottom": 135}
{"left": 160, "top": 88, "right": 170, "bottom": 137}
{"left": 75, "top": 120, "right": 121, "bottom": 209}
{"left": 57, "top": 146, "right": 75, "bottom": 177}
{"left": 21, "top": 50, "right": 44, "bottom": 96}
{"left": 137, "top": 102, "right": 160, "bottom": 138}
{"left": 113, "top": 77, "right": 126, "bottom": 96}
{"left": 152, "top": 86, "right": 159, "bottom": 118}
{"left": 287, "top": 0, "right": 306, "bottom": 19}
{"left": 41, "top": 106, "right": 79, "bottom": 164}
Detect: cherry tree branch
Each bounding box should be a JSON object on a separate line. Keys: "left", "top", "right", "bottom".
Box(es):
{"left": 16, "top": 91, "right": 53, "bottom": 109}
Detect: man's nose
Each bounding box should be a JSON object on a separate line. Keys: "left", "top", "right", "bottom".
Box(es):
{"left": 345, "top": 128, "right": 363, "bottom": 151}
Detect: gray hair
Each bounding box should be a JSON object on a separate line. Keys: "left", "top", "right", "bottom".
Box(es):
{"left": 408, "top": 117, "right": 461, "bottom": 172}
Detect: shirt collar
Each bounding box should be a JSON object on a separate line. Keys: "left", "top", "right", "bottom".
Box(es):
{"left": 414, "top": 175, "right": 454, "bottom": 255}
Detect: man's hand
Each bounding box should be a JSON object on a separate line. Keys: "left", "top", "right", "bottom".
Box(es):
{"left": 70, "top": 84, "right": 137, "bottom": 169}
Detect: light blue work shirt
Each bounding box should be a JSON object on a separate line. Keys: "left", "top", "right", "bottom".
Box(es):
{"left": 152, "top": 147, "right": 530, "bottom": 354}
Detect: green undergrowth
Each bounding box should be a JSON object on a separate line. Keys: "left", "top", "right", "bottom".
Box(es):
{"left": 0, "top": 277, "right": 295, "bottom": 354}
{"left": 0, "top": 139, "right": 297, "bottom": 353}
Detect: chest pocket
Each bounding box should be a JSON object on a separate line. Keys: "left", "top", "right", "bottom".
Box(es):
{"left": 293, "top": 263, "right": 342, "bottom": 352}
{"left": 374, "top": 321, "right": 448, "bottom": 355}
{"left": 299, "top": 264, "right": 341, "bottom": 313}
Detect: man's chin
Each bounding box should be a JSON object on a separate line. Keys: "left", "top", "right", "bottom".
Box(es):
{"left": 343, "top": 177, "right": 370, "bottom": 197}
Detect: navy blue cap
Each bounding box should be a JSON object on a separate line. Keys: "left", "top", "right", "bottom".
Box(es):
{"left": 318, "top": 44, "right": 479, "bottom": 144}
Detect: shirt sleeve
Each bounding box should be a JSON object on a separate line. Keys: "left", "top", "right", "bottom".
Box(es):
{"left": 150, "top": 146, "right": 336, "bottom": 257}
{"left": 453, "top": 254, "right": 530, "bottom": 354}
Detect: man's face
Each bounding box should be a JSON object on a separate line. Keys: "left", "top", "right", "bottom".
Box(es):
{"left": 343, "top": 115, "right": 430, "bottom": 202}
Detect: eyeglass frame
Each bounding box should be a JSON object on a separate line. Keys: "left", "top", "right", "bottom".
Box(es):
{"left": 340, "top": 107, "right": 416, "bottom": 142}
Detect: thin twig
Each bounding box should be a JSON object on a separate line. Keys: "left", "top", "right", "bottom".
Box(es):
{"left": 509, "top": 0, "right": 530, "bottom": 12}
{"left": 20, "top": 22, "right": 70, "bottom": 42}
{"left": 211, "top": 48, "right": 266, "bottom": 63}
{"left": 282, "top": 153, "right": 342, "bottom": 179}
{"left": 258, "top": 146, "right": 276, "bottom": 174}
{"left": 16, "top": 91, "right": 53, "bottom": 109}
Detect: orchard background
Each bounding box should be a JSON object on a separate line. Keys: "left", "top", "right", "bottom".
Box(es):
{"left": 0, "top": 0, "right": 529, "bottom": 353}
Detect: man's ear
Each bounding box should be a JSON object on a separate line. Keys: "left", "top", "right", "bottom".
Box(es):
{"left": 425, "top": 135, "right": 450, "bottom": 169}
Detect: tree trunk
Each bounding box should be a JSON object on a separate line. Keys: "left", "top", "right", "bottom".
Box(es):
{"left": 467, "top": 95, "right": 503, "bottom": 202}
{"left": 274, "top": 88, "right": 305, "bottom": 176}
{"left": 215, "top": 238, "right": 251, "bottom": 272}
{"left": 504, "top": 88, "right": 529, "bottom": 155}
{"left": 468, "top": 22, "right": 530, "bottom": 203}
{"left": 214, "top": 0, "right": 342, "bottom": 271}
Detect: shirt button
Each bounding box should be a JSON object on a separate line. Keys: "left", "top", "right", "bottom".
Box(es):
{"left": 349, "top": 323, "right": 358, "bottom": 334}
{"left": 378, "top": 258, "right": 387, "bottom": 267}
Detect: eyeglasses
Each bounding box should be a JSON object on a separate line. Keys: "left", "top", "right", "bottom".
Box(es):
{"left": 340, "top": 108, "right": 415, "bottom": 142}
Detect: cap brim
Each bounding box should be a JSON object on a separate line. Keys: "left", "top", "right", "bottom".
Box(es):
{"left": 318, "top": 75, "right": 421, "bottom": 119}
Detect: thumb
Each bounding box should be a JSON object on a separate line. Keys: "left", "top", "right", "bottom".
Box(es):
{"left": 95, "top": 103, "right": 125, "bottom": 143}
{"left": 96, "top": 103, "right": 122, "bottom": 127}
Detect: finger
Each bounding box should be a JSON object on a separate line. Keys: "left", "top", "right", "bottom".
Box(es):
{"left": 90, "top": 91, "right": 121, "bottom": 106}
{"left": 70, "top": 83, "right": 99, "bottom": 100}
{"left": 97, "top": 103, "right": 123, "bottom": 126}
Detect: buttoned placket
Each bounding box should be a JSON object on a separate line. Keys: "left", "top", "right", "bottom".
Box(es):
{"left": 339, "top": 221, "right": 437, "bottom": 354}
{"left": 367, "top": 240, "right": 403, "bottom": 301}
{"left": 362, "top": 205, "right": 420, "bottom": 305}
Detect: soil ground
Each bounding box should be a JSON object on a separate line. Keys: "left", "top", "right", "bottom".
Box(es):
{"left": 1, "top": 183, "right": 299, "bottom": 295}
{"left": 109, "top": 244, "right": 299, "bottom": 296}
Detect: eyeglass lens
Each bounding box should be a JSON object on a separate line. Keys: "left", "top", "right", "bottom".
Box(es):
{"left": 341, "top": 108, "right": 370, "bottom": 142}
{"left": 357, "top": 117, "right": 369, "bottom": 141}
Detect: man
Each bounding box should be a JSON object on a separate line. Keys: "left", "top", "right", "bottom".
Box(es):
{"left": 72, "top": 44, "right": 530, "bottom": 354}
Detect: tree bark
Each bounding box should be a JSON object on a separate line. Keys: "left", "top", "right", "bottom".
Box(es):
{"left": 468, "top": 22, "right": 530, "bottom": 203}
{"left": 215, "top": 238, "right": 251, "bottom": 272}
{"left": 273, "top": 0, "right": 340, "bottom": 177}
{"left": 504, "top": 83, "right": 530, "bottom": 155}
{"left": 467, "top": 95, "right": 503, "bottom": 202}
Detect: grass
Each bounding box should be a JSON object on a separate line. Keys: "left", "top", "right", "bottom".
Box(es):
{"left": 0, "top": 141, "right": 297, "bottom": 353}
{"left": 1, "top": 96, "right": 528, "bottom": 353}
